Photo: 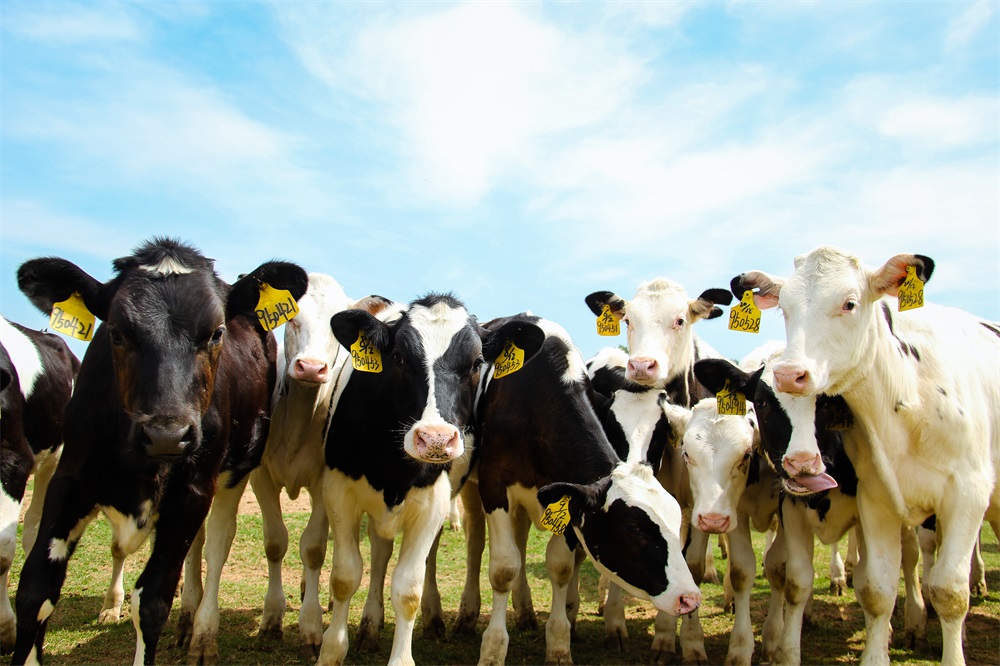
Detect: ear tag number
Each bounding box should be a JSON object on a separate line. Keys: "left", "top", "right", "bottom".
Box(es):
{"left": 350, "top": 331, "right": 383, "bottom": 373}
{"left": 825, "top": 404, "right": 855, "bottom": 431}
{"left": 717, "top": 380, "right": 747, "bottom": 416}
{"left": 256, "top": 283, "right": 299, "bottom": 331}
{"left": 898, "top": 266, "right": 924, "bottom": 312}
{"left": 493, "top": 340, "right": 524, "bottom": 379}
{"left": 596, "top": 304, "right": 621, "bottom": 336}
{"left": 540, "top": 495, "right": 571, "bottom": 535}
{"left": 728, "top": 290, "right": 761, "bottom": 334}
{"left": 50, "top": 293, "right": 95, "bottom": 341}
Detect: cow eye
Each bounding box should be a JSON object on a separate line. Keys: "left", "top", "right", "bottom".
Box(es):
{"left": 392, "top": 350, "right": 404, "bottom": 367}
{"left": 842, "top": 299, "right": 857, "bottom": 313}
{"left": 681, "top": 450, "right": 691, "bottom": 465}
{"left": 470, "top": 356, "right": 484, "bottom": 374}
{"left": 210, "top": 326, "right": 225, "bottom": 345}
{"left": 674, "top": 317, "right": 685, "bottom": 328}
{"left": 109, "top": 326, "right": 125, "bottom": 347}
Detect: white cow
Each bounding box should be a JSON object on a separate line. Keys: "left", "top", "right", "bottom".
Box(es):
{"left": 733, "top": 246, "right": 999, "bottom": 666}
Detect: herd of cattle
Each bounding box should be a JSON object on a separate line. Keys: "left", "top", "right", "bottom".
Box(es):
{"left": 0, "top": 237, "right": 997, "bottom": 666}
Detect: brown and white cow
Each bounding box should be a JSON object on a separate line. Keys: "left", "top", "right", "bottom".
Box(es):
{"left": 732, "top": 246, "right": 999, "bottom": 666}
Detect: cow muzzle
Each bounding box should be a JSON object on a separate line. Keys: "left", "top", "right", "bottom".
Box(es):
{"left": 781, "top": 451, "right": 838, "bottom": 494}
{"left": 289, "top": 357, "right": 330, "bottom": 384}
{"left": 141, "top": 417, "right": 197, "bottom": 460}
{"left": 410, "top": 424, "right": 463, "bottom": 463}
{"left": 626, "top": 356, "right": 661, "bottom": 385}
{"left": 696, "top": 512, "right": 731, "bottom": 534}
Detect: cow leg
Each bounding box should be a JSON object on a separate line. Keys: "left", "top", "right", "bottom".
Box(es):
{"left": 651, "top": 610, "right": 678, "bottom": 665}
{"left": 297, "top": 482, "right": 329, "bottom": 661}
{"left": 845, "top": 525, "right": 860, "bottom": 588}
{"left": 916, "top": 525, "right": 937, "bottom": 618}
{"left": 177, "top": 523, "right": 205, "bottom": 649}
{"left": 98, "top": 541, "right": 128, "bottom": 623}
{"left": 969, "top": 532, "right": 986, "bottom": 597}
{"left": 420, "top": 528, "right": 446, "bottom": 639}
{"left": 829, "top": 541, "right": 847, "bottom": 596}
{"left": 702, "top": 537, "right": 719, "bottom": 584}
{"left": 566, "top": 545, "right": 585, "bottom": 635}
{"left": 775, "top": 503, "right": 813, "bottom": 666}
{"left": 724, "top": 517, "right": 755, "bottom": 666}
{"left": 187, "top": 476, "right": 248, "bottom": 666}
{"left": 679, "top": 528, "right": 708, "bottom": 664}
{"left": 899, "top": 525, "right": 927, "bottom": 650}
{"left": 454, "top": 481, "right": 484, "bottom": 635}
{"left": 596, "top": 574, "right": 610, "bottom": 615}
{"left": 20, "top": 447, "right": 60, "bottom": 556}
{"left": 448, "top": 496, "right": 463, "bottom": 532}
{"left": 0, "top": 487, "right": 22, "bottom": 652}
{"left": 357, "top": 524, "right": 391, "bottom": 652}
{"left": 479, "top": 510, "right": 518, "bottom": 666}
{"left": 511, "top": 506, "right": 537, "bottom": 631}
{"left": 543, "top": 533, "right": 575, "bottom": 665}
{"left": 854, "top": 491, "right": 901, "bottom": 666}
{"left": 250, "top": 467, "right": 287, "bottom": 643}
{"left": 602, "top": 583, "right": 628, "bottom": 650}
{"left": 12, "top": 477, "right": 97, "bottom": 665}
{"left": 760, "top": 522, "right": 787, "bottom": 663}
{"left": 317, "top": 481, "right": 362, "bottom": 666}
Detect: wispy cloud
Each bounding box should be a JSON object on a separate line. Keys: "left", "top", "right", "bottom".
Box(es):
{"left": 945, "top": 0, "right": 995, "bottom": 51}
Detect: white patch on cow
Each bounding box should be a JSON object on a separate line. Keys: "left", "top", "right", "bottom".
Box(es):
{"left": 36, "top": 600, "right": 54, "bottom": 622}
{"left": 0, "top": 487, "right": 19, "bottom": 567}
{"left": 585, "top": 346, "right": 628, "bottom": 377}
{"left": 48, "top": 510, "right": 97, "bottom": 562}
{"left": 607, "top": 390, "right": 667, "bottom": 464}
{"left": 102, "top": 502, "right": 156, "bottom": 556}
{"left": 537, "top": 319, "right": 587, "bottom": 385}
{"left": 25, "top": 646, "right": 40, "bottom": 666}
{"left": 0, "top": 316, "right": 43, "bottom": 398}
{"left": 131, "top": 587, "right": 145, "bottom": 666}
{"left": 138, "top": 257, "right": 193, "bottom": 276}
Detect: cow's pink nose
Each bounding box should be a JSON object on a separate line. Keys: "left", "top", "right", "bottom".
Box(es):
{"left": 697, "top": 513, "right": 731, "bottom": 534}
{"left": 627, "top": 357, "right": 659, "bottom": 381}
{"left": 783, "top": 451, "right": 824, "bottom": 477}
{"left": 676, "top": 591, "right": 701, "bottom": 616}
{"left": 291, "top": 358, "right": 329, "bottom": 384}
{"left": 413, "top": 425, "right": 462, "bottom": 462}
{"left": 773, "top": 366, "right": 810, "bottom": 394}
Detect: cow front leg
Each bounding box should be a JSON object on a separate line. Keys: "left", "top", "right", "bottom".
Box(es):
{"left": 969, "top": 532, "right": 986, "bottom": 596}
{"left": 544, "top": 533, "right": 576, "bottom": 665}
{"left": 357, "top": 526, "right": 392, "bottom": 652}
{"left": 602, "top": 583, "right": 628, "bottom": 651}
{"left": 249, "top": 467, "right": 287, "bottom": 644}
{"left": 845, "top": 525, "right": 860, "bottom": 588}
{"left": 829, "top": 541, "right": 847, "bottom": 596}
{"left": 774, "top": 504, "right": 814, "bottom": 666}
{"left": 316, "top": 482, "right": 362, "bottom": 666}
{"left": 20, "top": 447, "right": 60, "bottom": 556}
{"left": 297, "top": 482, "right": 329, "bottom": 661}
{"left": 760, "top": 522, "right": 786, "bottom": 663}
{"left": 454, "top": 481, "right": 485, "bottom": 635}
{"left": 723, "top": 517, "right": 755, "bottom": 666}
{"left": 0, "top": 488, "right": 22, "bottom": 652}
{"left": 98, "top": 541, "right": 128, "bottom": 623}
{"left": 479, "top": 510, "right": 518, "bottom": 666}
{"left": 176, "top": 524, "right": 205, "bottom": 650}
{"left": 420, "top": 528, "right": 446, "bottom": 639}
{"left": 854, "top": 493, "right": 901, "bottom": 666}
{"left": 511, "top": 506, "right": 537, "bottom": 631}
{"left": 679, "top": 528, "right": 708, "bottom": 664}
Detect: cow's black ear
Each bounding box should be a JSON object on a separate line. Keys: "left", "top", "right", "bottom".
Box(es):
{"left": 482, "top": 320, "right": 545, "bottom": 367}
{"left": 228, "top": 261, "right": 309, "bottom": 325}
{"left": 17, "top": 258, "right": 109, "bottom": 320}
{"left": 330, "top": 309, "right": 393, "bottom": 352}
{"left": 538, "top": 481, "right": 602, "bottom": 525}
{"left": 699, "top": 288, "right": 734, "bottom": 307}
{"left": 585, "top": 291, "right": 626, "bottom": 318}
{"left": 694, "top": 358, "right": 747, "bottom": 396}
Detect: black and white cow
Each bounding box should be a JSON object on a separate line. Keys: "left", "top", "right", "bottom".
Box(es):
{"left": 474, "top": 314, "right": 700, "bottom": 666}
{"left": 731, "top": 247, "right": 999, "bottom": 666}
{"left": 316, "top": 294, "right": 482, "bottom": 666}
{"left": 0, "top": 318, "right": 79, "bottom": 653}
{"left": 12, "top": 238, "right": 307, "bottom": 666}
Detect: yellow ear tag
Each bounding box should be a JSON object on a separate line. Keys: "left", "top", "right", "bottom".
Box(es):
{"left": 596, "top": 304, "right": 621, "bottom": 336}
{"left": 255, "top": 283, "right": 299, "bottom": 331}
{"left": 728, "top": 290, "right": 761, "bottom": 334}
{"left": 350, "top": 331, "right": 383, "bottom": 373}
{"left": 493, "top": 340, "right": 524, "bottom": 379}
{"left": 825, "top": 404, "right": 854, "bottom": 431}
{"left": 50, "top": 293, "right": 95, "bottom": 341}
{"left": 897, "top": 266, "right": 924, "bottom": 312}
{"left": 717, "top": 379, "right": 747, "bottom": 416}
{"left": 540, "top": 495, "right": 571, "bottom": 535}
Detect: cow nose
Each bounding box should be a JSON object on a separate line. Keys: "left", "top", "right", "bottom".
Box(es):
{"left": 782, "top": 451, "right": 824, "bottom": 477}
{"left": 697, "top": 513, "right": 731, "bottom": 534}
{"left": 773, "top": 365, "right": 810, "bottom": 395}
{"left": 143, "top": 419, "right": 194, "bottom": 459}
{"left": 676, "top": 591, "right": 701, "bottom": 616}
{"left": 412, "top": 424, "right": 462, "bottom": 463}
{"left": 291, "top": 358, "right": 329, "bottom": 384}
{"left": 627, "top": 357, "right": 659, "bottom": 381}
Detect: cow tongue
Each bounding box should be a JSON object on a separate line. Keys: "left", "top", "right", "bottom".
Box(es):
{"left": 792, "top": 472, "right": 838, "bottom": 492}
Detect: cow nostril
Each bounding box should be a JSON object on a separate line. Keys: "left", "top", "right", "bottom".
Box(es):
{"left": 677, "top": 592, "right": 701, "bottom": 616}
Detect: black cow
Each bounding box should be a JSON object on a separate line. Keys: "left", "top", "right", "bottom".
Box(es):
{"left": 11, "top": 238, "right": 306, "bottom": 666}
{"left": 473, "top": 314, "right": 701, "bottom": 666}
{"left": 0, "top": 318, "right": 78, "bottom": 653}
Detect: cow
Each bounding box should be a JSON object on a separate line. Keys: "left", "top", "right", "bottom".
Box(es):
{"left": 474, "top": 314, "right": 701, "bottom": 666}
{"left": 0, "top": 318, "right": 79, "bottom": 653}
{"left": 11, "top": 237, "right": 307, "bottom": 666}
{"left": 731, "top": 246, "right": 1000, "bottom": 666}
{"left": 249, "top": 272, "right": 355, "bottom": 660}
{"left": 315, "top": 293, "right": 484, "bottom": 666}
{"left": 695, "top": 347, "right": 926, "bottom": 664}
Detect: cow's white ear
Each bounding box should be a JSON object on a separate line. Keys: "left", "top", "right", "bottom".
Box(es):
{"left": 662, "top": 403, "right": 691, "bottom": 445}
{"left": 730, "top": 271, "right": 782, "bottom": 310}
{"left": 869, "top": 254, "right": 935, "bottom": 298}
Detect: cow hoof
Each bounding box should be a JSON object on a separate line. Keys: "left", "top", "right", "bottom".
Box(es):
{"left": 651, "top": 648, "right": 676, "bottom": 666}
{"left": 256, "top": 623, "right": 283, "bottom": 646}
{"left": 298, "top": 641, "right": 321, "bottom": 663}
{"left": 830, "top": 579, "right": 847, "bottom": 596}
{"left": 452, "top": 611, "right": 479, "bottom": 636}
{"left": 422, "top": 615, "right": 446, "bottom": 640}
{"left": 723, "top": 598, "right": 735, "bottom": 613}
{"left": 356, "top": 616, "right": 381, "bottom": 653}
{"left": 0, "top": 620, "right": 15, "bottom": 654}
{"left": 682, "top": 649, "right": 708, "bottom": 665}
{"left": 971, "top": 581, "right": 987, "bottom": 597}
{"left": 176, "top": 611, "right": 194, "bottom": 650}
{"left": 187, "top": 632, "right": 219, "bottom": 666}
{"left": 515, "top": 610, "right": 538, "bottom": 632}
{"left": 98, "top": 606, "right": 123, "bottom": 624}
{"left": 603, "top": 633, "right": 627, "bottom": 651}
{"left": 544, "top": 649, "right": 573, "bottom": 664}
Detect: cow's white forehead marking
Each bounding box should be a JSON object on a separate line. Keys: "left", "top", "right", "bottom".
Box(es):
{"left": 407, "top": 302, "right": 471, "bottom": 363}
{"left": 605, "top": 462, "right": 681, "bottom": 536}
{"left": 537, "top": 318, "right": 586, "bottom": 384}
{"left": 138, "top": 257, "right": 194, "bottom": 276}
{"left": 631, "top": 278, "right": 688, "bottom": 318}
{"left": 0, "top": 316, "right": 43, "bottom": 398}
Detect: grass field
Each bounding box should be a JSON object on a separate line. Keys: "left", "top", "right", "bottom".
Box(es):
{"left": 6, "top": 487, "right": 1000, "bottom": 665}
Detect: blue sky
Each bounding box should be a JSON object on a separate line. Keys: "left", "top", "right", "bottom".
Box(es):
{"left": 2, "top": 1, "right": 998, "bottom": 364}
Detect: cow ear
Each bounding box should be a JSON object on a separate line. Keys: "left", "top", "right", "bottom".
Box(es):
{"left": 689, "top": 288, "right": 734, "bottom": 321}
{"left": 227, "top": 261, "right": 309, "bottom": 326}
{"left": 585, "top": 291, "right": 627, "bottom": 318}
{"left": 869, "top": 254, "right": 935, "bottom": 298}
{"left": 730, "top": 271, "right": 783, "bottom": 310}
{"left": 537, "top": 479, "right": 606, "bottom": 525}
{"left": 330, "top": 309, "right": 393, "bottom": 352}
{"left": 694, "top": 358, "right": 748, "bottom": 395}
{"left": 17, "top": 258, "right": 110, "bottom": 321}
{"left": 661, "top": 403, "right": 691, "bottom": 446}
{"left": 482, "top": 320, "right": 545, "bottom": 367}
{"left": 350, "top": 294, "right": 396, "bottom": 316}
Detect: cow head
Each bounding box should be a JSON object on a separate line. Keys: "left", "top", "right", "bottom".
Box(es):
{"left": 661, "top": 398, "right": 759, "bottom": 533}
{"left": 586, "top": 280, "right": 732, "bottom": 388}
{"left": 537, "top": 461, "right": 701, "bottom": 616}
{"left": 330, "top": 293, "right": 486, "bottom": 463}
{"left": 281, "top": 273, "right": 354, "bottom": 386}
{"left": 17, "top": 237, "right": 307, "bottom": 461}
{"left": 694, "top": 353, "right": 843, "bottom": 496}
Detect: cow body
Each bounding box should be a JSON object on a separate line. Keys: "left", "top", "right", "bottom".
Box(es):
{"left": 732, "top": 246, "right": 1000, "bottom": 666}
{"left": 475, "top": 315, "right": 700, "bottom": 666}
{"left": 12, "top": 238, "right": 306, "bottom": 665}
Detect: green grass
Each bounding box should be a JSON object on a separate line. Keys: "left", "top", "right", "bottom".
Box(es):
{"left": 6, "top": 496, "right": 1000, "bottom": 665}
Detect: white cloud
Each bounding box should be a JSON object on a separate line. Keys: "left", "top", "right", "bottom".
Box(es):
{"left": 877, "top": 96, "right": 1000, "bottom": 151}
{"left": 945, "top": 0, "right": 995, "bottom": 50}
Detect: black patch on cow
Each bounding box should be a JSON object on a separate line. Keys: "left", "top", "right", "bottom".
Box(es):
{"left": 881, "top": 301, "right": 921, "bottom": 362}
{"left": 922, "top": 515, "right": 936, "bottom": 531}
